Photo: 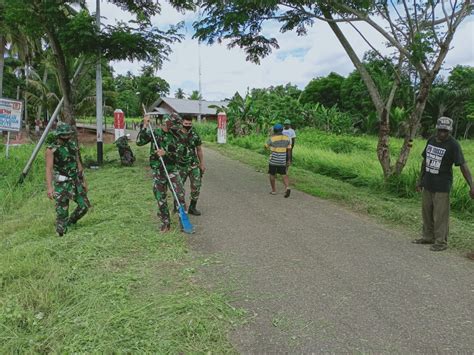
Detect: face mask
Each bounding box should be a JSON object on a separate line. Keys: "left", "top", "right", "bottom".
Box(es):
{"left": 183, "top": 125, "right": 192, "bottom": 131}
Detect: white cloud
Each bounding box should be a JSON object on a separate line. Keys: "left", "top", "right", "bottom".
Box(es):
{"left": 86, "top": 1, "right": 474, "bottom": 101}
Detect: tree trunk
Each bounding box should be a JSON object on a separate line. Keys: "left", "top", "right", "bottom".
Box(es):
{"left": 45, "top": 27, "right": 75, "bottom": 125}
{"left": 464, "top": 121, "right": 472, "bottom": 139}
{"left": 0, "top": 35, "right": 5, "bottom": 97}
{"left": 377, "top": 107, "right": 392, "bottom": 176}
{"left": 394, "top": 75, "right": 433, "bottom": 174}
{"left": 36, "top": 67, "right": 48, "bottom": 121}
{"left": 322, "top": 9, "right": 384, "bottom": 116}
{"left": 323, "top": 8, "right": 402, "bottom": 177}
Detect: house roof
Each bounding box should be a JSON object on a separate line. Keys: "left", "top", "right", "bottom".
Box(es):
{"left": 151, "top": 97, "right": 229, "bottom": 115}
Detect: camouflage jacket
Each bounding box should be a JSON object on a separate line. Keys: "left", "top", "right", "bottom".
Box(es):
{"left": 174, "top": 128, "right": 202, "bottom": 168}
{"left": 136, "top": 126, "right": 183, "bottom": 171}
{"left": 114, "top": 136, "right": 130, "bottom": 149}
{"left": 47, "top": 140, "right": 80, "bottom": 178}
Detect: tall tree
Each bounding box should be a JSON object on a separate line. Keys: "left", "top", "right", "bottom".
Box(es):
{"left": 6, "top": 0, "right": 187, "bottom": 125}
{"left": 194, "top": 0, "right": 473, "bottom": 177}
{"left": 300, "top": 72, "right": 344, "bottom": 108}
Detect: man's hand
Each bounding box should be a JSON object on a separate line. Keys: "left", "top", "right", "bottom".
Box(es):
{"left": 470, "top": 186, "right": 474, "bottom": 199}
{"left": 82, "top": 179, "right": 88, "bottom": 193}
{"left": 199, "top": 163, "right": 206, "bottom": 175}
{"left": 416, "top": 182, "right": 423, "bottom": 193}
{"left": 155, "top": 148, "right": 165, "bottom": 157}
{"left": 287, "top": 160, "right": 292, "bottom": 167}
{"left": 47, "top": 186, "right": 55, "bottom": 200}
{"left": 143, "top": 114, "right": 150, "bottom": 128}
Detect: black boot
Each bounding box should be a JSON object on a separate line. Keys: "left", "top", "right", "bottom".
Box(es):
{"left": 188, "top": 200, "right": 201, "bottom": 216}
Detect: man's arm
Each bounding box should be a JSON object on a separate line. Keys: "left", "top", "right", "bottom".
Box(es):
{"left": 460, "top": 163, "right": 474, "bottom": 199}
{"left": 136, "top": 115, "right": 152, "bottom": 146}
{"left": 45, "top": 149, "right": 55, "bottom": 200}
{"left": 416, "top": 160, "right": 426, "bottom": 192}
{"left": 196, "top": 145, "right": 206, "bottom": 173}
{"left": 76, "top": 150, "right": 88, "bottom": 192}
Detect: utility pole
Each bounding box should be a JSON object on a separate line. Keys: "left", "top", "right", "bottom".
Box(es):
{"left": 96, "top": 0, "right": 103, "bottom": 164}
{"left": 197, "top": 4, "right": 202, "bottom": 122}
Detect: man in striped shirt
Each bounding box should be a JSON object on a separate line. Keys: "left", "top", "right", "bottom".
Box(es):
{"left": 265, "top": 123, "right": 292, "bottom": 198}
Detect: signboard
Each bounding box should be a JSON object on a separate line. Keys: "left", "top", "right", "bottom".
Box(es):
{"left": 114, "top": 109, "right": 125, "bottom": 140}
{"left": 0, "top": 98, "right": 23, "bottom": 132}
{"left": 217, "top": 112, "right": 227, "bottom": 144}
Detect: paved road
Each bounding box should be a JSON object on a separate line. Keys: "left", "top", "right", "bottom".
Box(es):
{"left": 188, "top": 148, "right": 474, "bottom": 353}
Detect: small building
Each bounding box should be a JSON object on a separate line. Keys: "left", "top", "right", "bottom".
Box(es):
{"left": 148, "top": 97, "right": 229, "bottom": 121}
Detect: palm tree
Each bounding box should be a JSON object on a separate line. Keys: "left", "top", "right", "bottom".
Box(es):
{"left": 189, "top": 90, "right": 202, "bottom": 100}
{"left": 175, "top": 88, "right": 185, "bottom": 99}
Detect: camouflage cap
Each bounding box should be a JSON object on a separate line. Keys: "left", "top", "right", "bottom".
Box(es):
{"left": 55, "top": 123, "right": 74, "bottom": 136}
{"left": 284, "top": 119, "right": 291, "bottom": 125}
{"left": 169, "top": 112, "right": 182, "bottom": 128}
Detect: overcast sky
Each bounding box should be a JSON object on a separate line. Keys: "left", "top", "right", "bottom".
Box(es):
{"left": 87, "top": 1, "right": 474, "bottom": 101}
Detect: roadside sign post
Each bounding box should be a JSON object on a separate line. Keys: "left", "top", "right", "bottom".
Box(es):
{"left": 0, "top": 98, "right": 23, "bottom": 158}
{"left": 217, "top": 112, "right": 227, "bottom": 144}
{"left": 114, "top": 109, "right": 125, "bottom": 141}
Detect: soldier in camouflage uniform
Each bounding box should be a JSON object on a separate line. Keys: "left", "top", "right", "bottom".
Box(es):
{"left": 114, "top": 134, "right": 135, "bottom": 166}
{"left": 136, "top": 114, "right": 186, "bottom": 233}
{"left": 45, "top": 124, "right": 91, "bottom": 236}
{"left": 174, "top": 116, "right": 206, "bottom": 216}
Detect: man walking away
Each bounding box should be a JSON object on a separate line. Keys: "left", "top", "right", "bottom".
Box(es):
{"left": 265, "top": 123, "right": 292, "bottom": 198}
{"left": 413, "top": 116, "right": 474, "bottom": 251}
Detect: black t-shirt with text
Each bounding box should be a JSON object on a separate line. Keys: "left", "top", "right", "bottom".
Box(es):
{"left": 421, "top": 136, "right": 465, "bottom": 192}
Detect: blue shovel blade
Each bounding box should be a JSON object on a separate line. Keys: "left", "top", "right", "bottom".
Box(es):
{"left": 178, "top": 205, "right": 194, "bottom": 234}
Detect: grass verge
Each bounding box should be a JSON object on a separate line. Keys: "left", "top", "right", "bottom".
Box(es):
{"left": 0, "top": 144, "right": 243, "bottom": 353}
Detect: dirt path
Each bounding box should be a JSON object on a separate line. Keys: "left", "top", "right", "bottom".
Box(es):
{"left": 188, "top": 148, "right": 473, "bottom": 353}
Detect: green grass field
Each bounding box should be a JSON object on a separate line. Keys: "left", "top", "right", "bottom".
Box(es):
{"left": 0, "top": 143, "right": 243, "bottom": 353}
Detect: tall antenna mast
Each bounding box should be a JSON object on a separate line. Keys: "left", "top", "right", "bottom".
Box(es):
{"left": 197, "top": 3, "right": 202, "bottom": 122}
{"left": 96, "top": 0, "right": 103, "bottom": 164}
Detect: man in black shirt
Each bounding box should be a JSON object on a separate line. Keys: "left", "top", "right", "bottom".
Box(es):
{"left": 413, "top": 117, "right": 474, "bottom": 251}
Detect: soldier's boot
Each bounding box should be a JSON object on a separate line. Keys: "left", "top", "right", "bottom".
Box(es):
{"left": 56, "top": 219, "right": 68, "bottom": 237}
{"left": 69, "top": 205, "right": 89, "bottom": 225}
{"left": 188, "top": 200, "right": 201, "bottom": 216}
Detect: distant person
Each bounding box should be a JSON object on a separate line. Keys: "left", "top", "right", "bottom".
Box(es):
{"left": 413, "top": 117, "right": 473, "bottom": 251}
{"left": 114, "top": 134, "right": 135, "bottom": 166}
{"left": 45, "top": 123, "right": 90, "bottom": 236}
{"left": 265, "top": 123, "right": 292, "bottom": 198}
{"left": 282, "top": 119, "right": 296, "bottom": 149}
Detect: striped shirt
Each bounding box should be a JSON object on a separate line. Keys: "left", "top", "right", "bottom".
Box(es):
{"left": 265, "top": 134, "right": 291, "bottom": 166}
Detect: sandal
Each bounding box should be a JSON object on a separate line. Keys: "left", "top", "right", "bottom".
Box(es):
{"left": 284, "top": 189, "right": 291, "bottom": 198}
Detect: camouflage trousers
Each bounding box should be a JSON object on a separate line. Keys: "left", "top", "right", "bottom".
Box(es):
{"left": 152, "top": 168, "right": 185, "bottom": 227}
{"left": 179, "top": 165, "right": 202, "bottom": 202}
{"left": 54, "top": 178, "right": 90, "bottom": 235}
